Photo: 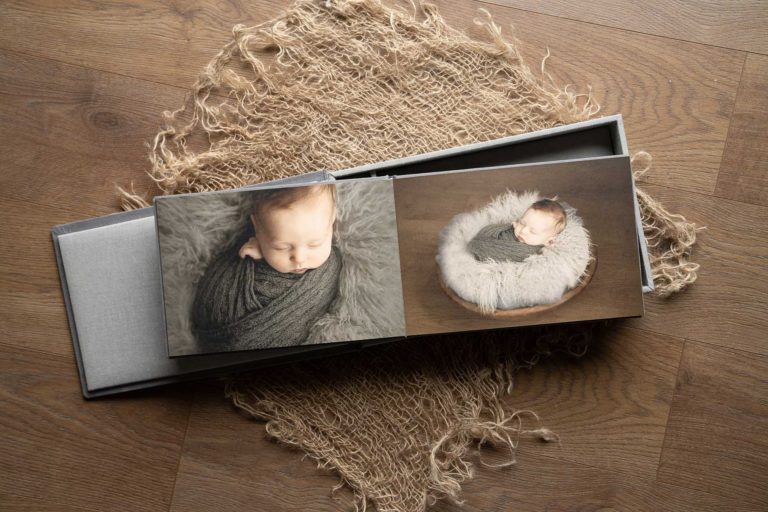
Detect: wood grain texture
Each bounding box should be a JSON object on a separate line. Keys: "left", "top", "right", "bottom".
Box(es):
{"left": 1, "top": 0, "right": 767, "bottom": 510}
{"left": 169, "top": 386, "right": 345, "bottom": 512}
{"left": 431, "top": 451, "right": 763, "bottom": 512}
{"left": 501, "top": 325, "right": 683, "bottom": 478}
{"left": 429, "top": 0, "right": 743, "bottom": 197}
{"left": 0, "top": 196, "right": 79, "bottom": 356}
{"left": 0, "top": 0, "right": 289, "bottom": 90}
{"left": 715, "top": 52, "right": 768, "bottom": 207}
{"left": 625, "top": 183, "right": 768, "bottom": 357}
{"left": 0, "top": 49, "right": 182, "bottom": 214}
{"left": 0, "top": 342, "right": 192, "bottom": 512}
{"left": 657, "top": 341, "right": 768, "bottom": 508}
{"left": 484, "top": 0, "right": 768, "bottom": 54}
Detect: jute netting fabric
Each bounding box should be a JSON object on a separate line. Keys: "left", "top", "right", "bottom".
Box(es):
{"left": 119, "top": 0, "right": 701, "bottom": 509}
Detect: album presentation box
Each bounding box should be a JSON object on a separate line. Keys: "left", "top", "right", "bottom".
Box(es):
{"left": 52, "top": 115, "right": 650, "bottom": 397}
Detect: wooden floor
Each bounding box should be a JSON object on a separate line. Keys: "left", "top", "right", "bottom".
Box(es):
{"left": 1, "top": 1, "right": 766, "bottom": 510}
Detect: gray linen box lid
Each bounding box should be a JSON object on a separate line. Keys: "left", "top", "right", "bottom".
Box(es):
{"left": 54, "top": 171, "right": 336, "bottom": 397}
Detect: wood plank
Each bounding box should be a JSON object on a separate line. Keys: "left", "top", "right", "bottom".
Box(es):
{"left": 169, "top": 386, "right": 344, "bottom": 512}
{"left": 171, "top": 325, "right": 679, "bottom": 508}
{"left": 625, "top": 183, "right": 768, "bottom": 357}
{"left": 0, "top": 0, "right": 292, "bottom": 89}
{"left": 0, "top": 195, "right": 114, "bottom": 357}
{"left": 0, "top": 1, "right": 744, "bottom": 199}
{"left": 484, "top": 0, "right": 768, "bottom": 54}
{"left": 0, "top": 1, "right": 764, "bottom": 510}
{"left": 431, "top": 450, "right": 762, "bottom": 511}
{"left": 429, "top": 0, "right": 743, "bottom": 197}
{"left": 0, "top": 495, "right": 103, "bottom": 512}
{"left": 715, "top": 53, "right": 768, "bottom": 207}
{"left": 0, "top": 49, "right": 184, "bottom": 213}
{"left": 0, "top": 342, "right": 192, "bottom": 512}
{"left": 497, "top": 325, "right": 683, "bottom": 479}
{"left": 0, "top": 201, "right": 70, "bottom": 356}
{"left": 657, "top": 341, "right": 768, "bottom": 508}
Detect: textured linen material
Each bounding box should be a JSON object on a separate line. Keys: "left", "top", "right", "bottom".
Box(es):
{"left": 193, "top": 241, "right": 342, "bottom": 351}
{"left": 57, "top": 216, "right": 306, "bottom": 391}
{"left": 467, "top": 223, "right": 543, "bottom": 263}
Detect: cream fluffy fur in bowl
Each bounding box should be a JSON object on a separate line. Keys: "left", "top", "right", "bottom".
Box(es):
{"left": 436, "top": 190, "right": 592, "bottom": 314}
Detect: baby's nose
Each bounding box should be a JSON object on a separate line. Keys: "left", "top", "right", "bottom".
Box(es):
{"left": 292, "top": 248, "right": 306, "bottom": 263}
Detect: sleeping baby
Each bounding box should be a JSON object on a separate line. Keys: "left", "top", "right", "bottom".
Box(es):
{"left": 468, "top": 198, "right": 567, "bottom": 263}
{"left": 192, "top": 184, "right": 342, "bottom": 351}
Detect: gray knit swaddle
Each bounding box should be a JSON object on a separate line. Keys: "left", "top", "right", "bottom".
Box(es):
{"left": 467, "top": 223, "right": 543, "bottom": 263}
{"left": 193, "top": 238, "right": 342, "bottom": 351}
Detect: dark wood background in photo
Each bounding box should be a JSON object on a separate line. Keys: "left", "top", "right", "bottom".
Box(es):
{"left": 1, "top": 0, "right": 766, "bottom": 511}
{"left": 394, "top": 157, "right": 644, "bottom": 336}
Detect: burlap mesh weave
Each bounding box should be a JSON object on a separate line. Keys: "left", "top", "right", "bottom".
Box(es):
{"left": 119, "top": 0, "right": 701, "bottom": 509}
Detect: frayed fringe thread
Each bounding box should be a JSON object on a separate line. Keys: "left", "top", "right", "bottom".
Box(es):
{"left": 118, "top": 0, "right": 700, "bottom": 299}
{"left": 224, "top": 324, "right": 588, "bottom": 512}
{"left": 631, "top": 151, "right": 704, "bottom": 297}
{"left": 118, "top": 0, "right": 595, "bottom": 202}
{"left": 116, "top": 183, "right": 151, "bottom": 210}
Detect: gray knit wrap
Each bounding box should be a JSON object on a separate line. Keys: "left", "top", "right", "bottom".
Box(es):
{"left": 192, "top": 239, "right": 342, "bottom": 351}
{"left": 467, "top": 223, "right": 543, "bottom": 263}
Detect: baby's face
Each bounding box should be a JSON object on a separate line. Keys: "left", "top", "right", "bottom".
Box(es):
{"left": 513, "top": 208, "right": 563, "bottom": 247}
{"left": 252, "top": 191, "right": 336, "bottom": 274}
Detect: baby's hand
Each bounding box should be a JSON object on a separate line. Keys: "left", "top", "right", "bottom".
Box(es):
{"left": 238, "top": 237, "right": 263, "bottom": 260}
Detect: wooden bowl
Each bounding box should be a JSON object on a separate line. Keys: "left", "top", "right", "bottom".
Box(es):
{"left": 438, "top": 248, "right": 597, "bottom": 319}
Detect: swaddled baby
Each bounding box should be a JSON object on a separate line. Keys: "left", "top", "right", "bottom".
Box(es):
{"left": 192, "top": 184, "right": 341, "bottom": 351}
{"left": 468, "top": 198, "right": 567, "bottom": 263}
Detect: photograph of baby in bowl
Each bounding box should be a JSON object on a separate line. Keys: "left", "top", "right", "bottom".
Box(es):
{"left": 392, "top": 156, "right": 644, "bottom": 337}
{"left": 436, "top": 188, "right": 593, "bottom": 315}
{"left": 155, "top": 179, "right": 406, "bottom": 357}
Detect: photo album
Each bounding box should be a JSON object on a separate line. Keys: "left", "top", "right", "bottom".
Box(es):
{"left": 52, "top": 115, "right": 650, "bottom": 397}
{"left": 156, "top": 155, "right": 644, "bottom": 357}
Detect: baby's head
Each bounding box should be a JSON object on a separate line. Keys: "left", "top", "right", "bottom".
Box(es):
{"left": 249, "top": 184, "right": 337, "bottom": 274}
{"left": 513, "top": 198, "right": 567, "bottom": 247}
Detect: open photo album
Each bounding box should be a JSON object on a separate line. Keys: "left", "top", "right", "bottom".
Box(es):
{"left": 156, "top": 156, "right": 644, "bottom": 357}
{"left": 52, "top": 115, "right": 650, "bottom": 396}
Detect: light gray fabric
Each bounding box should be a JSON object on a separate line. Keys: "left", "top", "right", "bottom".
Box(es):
{"left": 467, "top": 223, "right": 543, "bottom": 263}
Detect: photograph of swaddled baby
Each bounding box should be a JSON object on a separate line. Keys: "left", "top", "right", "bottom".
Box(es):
{"left": 467, "top": 198, "right": 568, "bottom": 263}
{"left": 156, "top": 179, "right": 406, "bottom": 357}
{"left": 393, "top": 156, "right": 644, "bottom": 336}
